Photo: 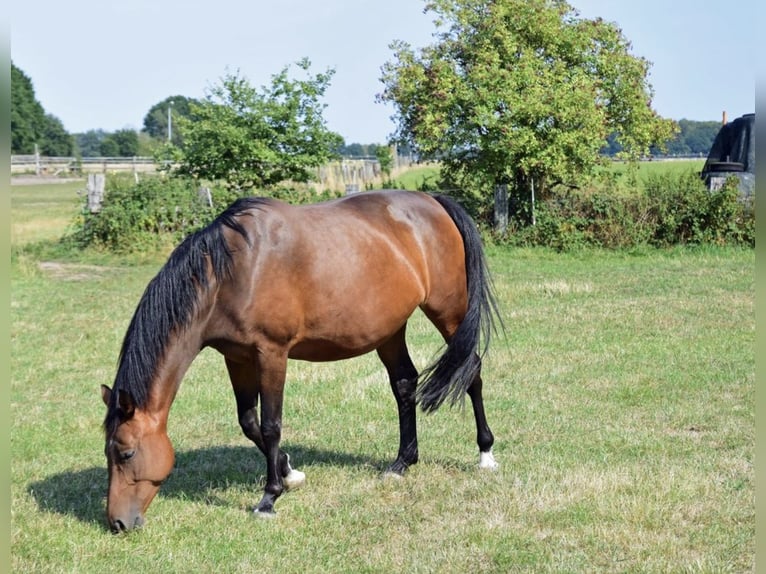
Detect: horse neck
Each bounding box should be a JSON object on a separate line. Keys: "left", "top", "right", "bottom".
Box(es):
{"left": 145, "top": 294, "right": 214, "bottom": 418}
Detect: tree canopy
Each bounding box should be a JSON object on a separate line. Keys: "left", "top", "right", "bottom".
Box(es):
{"left": 11, "top": 62, "right": 74, "bottom": 155}
{"left": 174, "top": 59, "right": 343, "bottom": 191}
{"left": 378, "top": 0, "right": 677, "bottom": 208}
{"left": 666, "top": 119, "right": 721, "bottom": 156}
{"left": 142, "top": 95, "right": 198, "bottom": 146}
{"left": 100, "top": 129, "right": 140, "bottom": 156}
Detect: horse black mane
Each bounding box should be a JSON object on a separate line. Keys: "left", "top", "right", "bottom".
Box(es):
{"left": 103, "top": 197, "right": 270, "bottom": 433}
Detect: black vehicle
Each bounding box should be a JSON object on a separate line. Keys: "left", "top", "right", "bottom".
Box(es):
{"left": 700, "top": 112, "right": 755, "bottom": 200}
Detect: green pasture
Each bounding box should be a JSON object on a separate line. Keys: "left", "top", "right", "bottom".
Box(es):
{"left": 390, "top": 164, "right": 441, "bottom": 190}
{"left": 11, "top": 178, "right": 753, "bottom": 572}
{"left": 607, "top": 158, "right": 705, "bottom": 178}
{"left": 388, "top": 159, "right": 707, "bottom": 191}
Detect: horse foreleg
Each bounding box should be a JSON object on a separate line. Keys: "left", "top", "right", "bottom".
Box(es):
{"left": 253, "top": 353, "right": 297, "bottom": 516}
{"left": 466, "top": 360, "right": 498, "bottom": 470}
{"left": 377, "top": 327, "right": 420, "bottom": 476}
{"left": 236, "top": 398, "right": 305, "bottom": 490}
{"left": 226, "top": 357, "right": 304, "bottom": 517}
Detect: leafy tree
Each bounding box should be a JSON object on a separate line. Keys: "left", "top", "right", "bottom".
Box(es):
{"left": 137, "top": 132, "right": 161, "bottom": 156}
{"left": 337, "top": 142, "right": 385, "bottom": 157}
{"left": 677, "top": 119, "right": 720, "bottom": 155}
{"left": 111, "top": 129, "right": 140, "bottom": 156}
{"left": 100, "top": 129, "right": 139, "bottom": 156}
{"left": 376, "top": 145, "right": 394, "bottom": 178}
{"left": 378, "top": 0, "right": 678, "bottom": 213}
{"left": 142, "top": 95, "right": 198, "bottom": 145}
{"left": 40, "top": 114, "right": 74, "bottom": 156}
{"left": 99, "top": 137, "right": 120, "bottom": 157}
{"left": 11, "top": 62, "right": 76, "bottom": 155}
{"left": 175, "top": 59, "right": 343, "bottom": 191}
{"left": 11, "top": 63, "right": 45, "bottom": 153}
{"left": 601, "top": 132, "right": 623, "bottom": 156}
{"left": 75, "top": 129, "right": 109, "bottom": 157}
{"left": 604, "top": 119, "right": 720, "bottom": 157}
{"left": 343, "top": 142, "right": 366, "bottom": 157}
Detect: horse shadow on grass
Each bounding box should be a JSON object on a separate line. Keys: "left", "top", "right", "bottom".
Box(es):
{"left": 27, "top": 444, "right": 387, "bottom": 529}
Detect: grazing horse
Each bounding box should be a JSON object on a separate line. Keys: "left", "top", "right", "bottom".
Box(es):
{"left": 100, "top": 189, "right": 501, "bottom": 533}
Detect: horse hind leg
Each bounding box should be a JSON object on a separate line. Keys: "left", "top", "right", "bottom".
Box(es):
{"left": 376, "top": 326, "right": 419, "bottom": 476}
{"left": 466, "top": 361, "right": 499, "bottom": 471}
{"left": 421, "top": 303, "right": 499, "bottom": 471}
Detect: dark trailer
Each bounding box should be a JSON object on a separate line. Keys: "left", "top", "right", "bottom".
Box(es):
{"left": 700, "top": 112, "right": 755, "bottom": 200}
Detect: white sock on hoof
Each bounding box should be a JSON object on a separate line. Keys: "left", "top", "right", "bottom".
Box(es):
{"left": 479, "top": 450, "right": 499, "bottom": 470}
{"left": 283, "top": 468, "right": 306, "bottom": 490}
{"left": 381, "top": 471, "right": 403, "bottom": 481}
{"left": 253, "top": 509, "right": 277, "bottom": 519}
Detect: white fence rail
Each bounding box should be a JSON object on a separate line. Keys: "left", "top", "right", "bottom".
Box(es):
{"left": 11, "top": 155, "right": 157, "bottom": 176}
{"left": 10, "top": 153, "right": 417, "bottom": 191}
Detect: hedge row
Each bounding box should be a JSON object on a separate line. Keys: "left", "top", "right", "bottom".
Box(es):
{"left": 67, "top": 175, "right": 341, "bottom": 252}
{"left": 67, "top": 171, "right": 753, "bottom": 253}
{"left": 496, "top": 170, "right": 753, "bottom": 250}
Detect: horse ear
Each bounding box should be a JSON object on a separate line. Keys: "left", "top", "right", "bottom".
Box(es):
{"left": 100, "top": 385, "right": 112, "bottom": 407}
{"left": 117, "top": 390, "right": 136, "bottom": 419}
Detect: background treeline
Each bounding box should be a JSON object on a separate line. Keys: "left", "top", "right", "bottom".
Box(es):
{"left": 10, "top": 62, "right": 390, "bottom": 159}
{"left": 602, "top": 119, "right": 723, "bottom": 157}
{"left": 11, "top": 61, "right": 722, "bottom": 160}
{"left": 11, "top": 64, "right": 74, "bottom": 156}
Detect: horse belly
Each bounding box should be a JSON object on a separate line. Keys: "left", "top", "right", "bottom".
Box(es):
{"left": 288, "top": 280, "right": 422, "bottom": 362}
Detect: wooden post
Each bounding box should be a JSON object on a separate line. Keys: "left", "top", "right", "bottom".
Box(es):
{"left": 494, "top": 184, "right": 508, "bottom": 233}
{"left": 87, "top": 173, "right": 105, "bottom": 213}
{"left": 198, "top": 186, "right": 213, "bottom": 207}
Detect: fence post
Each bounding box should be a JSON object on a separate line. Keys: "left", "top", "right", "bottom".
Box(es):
{"left": 494, "top": 183, "right": 508, "bottom": 233}
{"left": 87, "top": 173, "right": 105, "bottom": 213}
{"left": 198, "top": 187, "right": 213, "bottom": 207}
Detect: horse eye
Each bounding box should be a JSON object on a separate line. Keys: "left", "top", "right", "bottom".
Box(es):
{"left": 119, "top": 450, "right": 136, "bottom": 462}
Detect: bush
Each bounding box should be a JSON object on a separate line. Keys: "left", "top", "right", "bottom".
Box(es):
{"left": 501, "top": 189, "right": 653, "bottom": 251}
{"left": 68, "top": 175, "right": 236, "bottom": 252}
{"left": 495, "top": 169, "right": 754, "bottom": 250}
{"left": 66, "top": 176, "right": 347, "bottom": 253}
{"left": 66, "top": 168, "right": 753, "bottom": 254}
{"left": 644, "top": 171, "right": 753, "bottom": 247}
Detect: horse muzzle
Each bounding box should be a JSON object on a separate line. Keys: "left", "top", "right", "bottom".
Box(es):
{"left": 109, "top": 512, "right": 145, "bottom": 534}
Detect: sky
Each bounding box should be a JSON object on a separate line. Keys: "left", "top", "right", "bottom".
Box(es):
{"left": 9, "top": 0, "right": 756, "bottom": 144}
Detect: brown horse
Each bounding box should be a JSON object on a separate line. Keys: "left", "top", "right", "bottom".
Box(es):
{"left": 100, "top": 189, "right": 501, "bottom": 533}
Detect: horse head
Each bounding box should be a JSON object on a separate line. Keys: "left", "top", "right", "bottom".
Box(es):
{"left": 101, "top": 385, "right": 175, "bottom": 533}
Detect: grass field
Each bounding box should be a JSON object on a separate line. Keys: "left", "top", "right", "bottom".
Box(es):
{"left": 10, "top": 178, "right": 753, "bottom": 572}
{"left": 388, "top": 159, "right": 707, "bottom": 192}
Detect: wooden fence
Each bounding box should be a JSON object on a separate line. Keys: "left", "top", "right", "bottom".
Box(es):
{"left": 10, "top": 152, "right": 417, "bottom": 192}
{"left": 10, "top": 155, "right": 156, "bottom": 176}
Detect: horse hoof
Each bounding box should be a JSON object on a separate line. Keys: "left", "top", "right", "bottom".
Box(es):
{"left": 253, "top": 508, "right": 277, "bottom": 519}
{"left": 284, "top": 469, "right": 306, "bottom": 491}
{"left": 479, "top": 450, "right": 499, "bottom": 471}
{"left": 381, "top": 470, "right": 404, "bottom": 481}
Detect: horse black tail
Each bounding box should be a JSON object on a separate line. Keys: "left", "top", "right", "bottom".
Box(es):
{"left": 416, "top": 194, "right": 503, "bottom": 413}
